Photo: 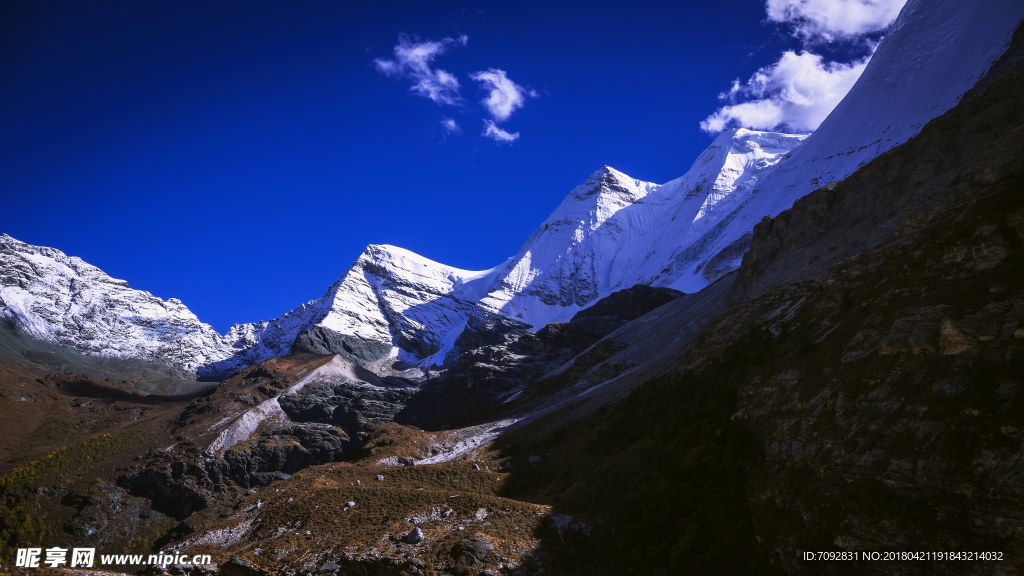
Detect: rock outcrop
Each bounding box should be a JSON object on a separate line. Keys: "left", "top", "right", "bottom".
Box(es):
{"left": 400, "top": 285, "right": 685, "bottom": 426}
{"left": 117, "top": 354, "right": 417, "bottom": 519}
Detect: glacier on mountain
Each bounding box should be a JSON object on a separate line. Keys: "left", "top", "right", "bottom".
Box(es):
{"left": 474, "top": 0, "right": 1024, "bottom": 336}
{"left": 2, "top": 0, "right": 1021, "bottom": 378}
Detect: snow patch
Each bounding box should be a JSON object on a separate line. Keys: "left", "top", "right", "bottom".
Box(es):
{"left": 208, "top": 398, "right": 286, "bottom": 455}
{"left": 415, "top": 418, "right": 520, "bottom": 465}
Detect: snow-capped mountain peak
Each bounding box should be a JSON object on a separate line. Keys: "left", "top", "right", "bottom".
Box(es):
{"left": 0, "top": 233, "right": 238, "bottom": 377}
{"left": 292, "top": 243, "right": 506, "bottom": 366}
{"left": 3, "top": 0, "right": 1020, "bottom": 379}
{"left": 0, "top": 129, "right": 811, "bottom": 376}
{"left": 466, "top": 128, "right": 808, "bottom": 334}
{"left": 0, "top": 234, "right": 508, "bottom": 379}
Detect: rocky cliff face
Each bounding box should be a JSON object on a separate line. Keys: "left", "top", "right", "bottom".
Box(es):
{"left": 119, "top": 353, "right": 419, "bottom": 520}
{"left": 400, "top": 285, "right": 686, "bottom": 427}
{"left": 472, "top": 41, "right": 1024, "bottom": 576}
{"left": 680, "top": 57, "right": 1024, "bottom": 572}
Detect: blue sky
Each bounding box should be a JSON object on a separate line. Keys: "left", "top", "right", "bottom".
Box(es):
{"left": 0, "top": 0, "right": 896, "bottom": 332}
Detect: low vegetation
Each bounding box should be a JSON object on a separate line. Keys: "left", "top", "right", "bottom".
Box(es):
{"left": 0, "top": 427, "right": 150, "bottom": 559}
{"left": 499, "top": 328, "right": 786, "bottom": 575}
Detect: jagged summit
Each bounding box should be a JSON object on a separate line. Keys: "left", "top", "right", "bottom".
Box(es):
{"left": 568, "top": 166, "right": 646, "bottom": 200}
{"left": 288, "top": 243, "right": 507, "bottom": 369}
{"left": 0, "top": 130, "right": 914, "bottom": 377}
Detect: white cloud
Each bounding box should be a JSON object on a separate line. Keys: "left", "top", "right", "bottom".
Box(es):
{"left": 700, "top": 0, "right": 904, "bottom": 134}
{"left": 376, "top": 38, "right": 533, "bottom": 143}
{"left": 766, "top": 0, "right": 907, "bottom": 42}
{"left": 374, "top": 35, "right": 468, "bottom": 105}
{"left": 701, "top": 50, "right": 870, "bottom": 133}
{"left": 440, "top": 117, "right": 461, "bottom": 134}
{"left": 470, "top": 69, "right": 535, "bottom": 122}
{"left": 482, "top": 120, "right": 519, "bottom": 143}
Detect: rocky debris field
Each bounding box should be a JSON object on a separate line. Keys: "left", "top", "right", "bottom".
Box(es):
{"left": 165, "top": 454, "right": 551, "bottom": 576}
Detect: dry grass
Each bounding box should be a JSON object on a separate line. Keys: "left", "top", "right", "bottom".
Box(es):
{"left": 176, "top": 450, "right": 548, "bottom": 575}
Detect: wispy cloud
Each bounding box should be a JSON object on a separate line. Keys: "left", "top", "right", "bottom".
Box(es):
{"left": 440, "top": 117, "right": 461, "bottom": 134}
{"left": 470, "top": 69, "right": 535, "bottom": 122}
{"left": 766, "top": 0, "right": 907, "bottom": 43}
{"left": 375, "top": 36, "right": 534, "bottom": 145}
{"left": 702, "top": 0, "right": 904, "bottom": 133}
{"left": 482, "top": 120, "right": 519, "bottom": 143}
{"left": 374, "top": 34, "right": 468, "bottom": 105}
{"left": 701, "top": 50, "right": 870, "bottom": 133}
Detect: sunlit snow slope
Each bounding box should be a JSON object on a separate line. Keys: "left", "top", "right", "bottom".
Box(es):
{"left": 0, "top": 234, "right": 253, "bottom": 379}
{"left": 667, "top": 0, "right": 1024, "bottom": 292}
{"left": 470, "top": 129, "right": 807, "bottom": 332}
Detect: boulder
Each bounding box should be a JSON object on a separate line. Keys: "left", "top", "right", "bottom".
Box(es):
{"left": 459, "top": 537, "right": 494, "bottom": 564}
{"left": 404, "top": 527, "right": 424, "bottom": 544}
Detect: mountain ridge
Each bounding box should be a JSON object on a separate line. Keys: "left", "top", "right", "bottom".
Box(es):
{"left": 0, "top": 128, "right": 808, "bottom": 379}
{"left": 3, "top": 0, "right": 1023, "bottom": 380}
